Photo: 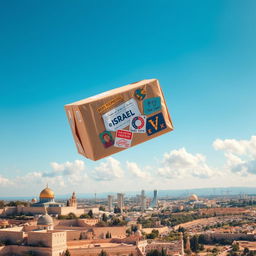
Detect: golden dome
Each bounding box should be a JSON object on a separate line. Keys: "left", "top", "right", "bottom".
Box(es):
{"left": 188, "top": 194, "right": 198, "bottom": 201}
{"left": 39, "top": 187, "right": 54, "bottom": 199}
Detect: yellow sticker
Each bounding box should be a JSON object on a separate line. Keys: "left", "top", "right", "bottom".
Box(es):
{"left": 97, "top": 95, "right": 124, "bottom": 114}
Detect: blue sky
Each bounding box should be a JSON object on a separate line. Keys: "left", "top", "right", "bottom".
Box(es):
{"left": 0, "top": 0, "right": 256, "bottom": 196}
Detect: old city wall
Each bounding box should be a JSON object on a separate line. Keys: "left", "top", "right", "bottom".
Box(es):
{"left": 0, "top": 245, "right": 62, "bottom": 256}
{"left": 202, "top": 232, "right": 256, "bottom": 243}
{"left": 19, "top": 206, "right": 46, "bottom": 215}
{"left": 0, "top": 230, "right": 25, "bottom": 244}
{"left": 69, "top": 245, "right": 138, "bottom": 256}
{"left": 1, "top": 207, "right": 17, "bottom": 216}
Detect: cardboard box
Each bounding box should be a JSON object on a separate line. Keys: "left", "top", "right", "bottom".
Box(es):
{"left": 65, "top": 79, "right": 173, "bottom": 161}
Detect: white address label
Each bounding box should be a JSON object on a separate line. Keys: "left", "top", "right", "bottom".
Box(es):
{"left": 102, "top": 98, "right": 141, "bottom": 132}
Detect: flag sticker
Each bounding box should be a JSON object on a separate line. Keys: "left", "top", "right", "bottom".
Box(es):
{"left": 146, "top": 112, "right": 167, "bottom": 136}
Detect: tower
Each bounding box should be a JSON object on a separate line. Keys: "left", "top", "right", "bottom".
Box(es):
{"left": 150, "top": 190, "right": 158, "bottom": 208}
{"left": 117, "top": 193, "right": 124, "bottom": 213}
{"left": 108, "top": 195, "right": 113, "bottom": 212}
{"left": 67, "top": 192, "right": 77, "bottom": 207}
{"left": 141, "top": 190, "right": 146, "bottom": 211}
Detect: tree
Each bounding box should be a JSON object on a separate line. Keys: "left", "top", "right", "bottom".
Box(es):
{"left": 99, "top": 206, "right": 105, "bottom": 211}
{"left": 0, "top": 200, "right": 5, "bottom": 209}
{"left": 67, "top": 212, "right": 77, "bottom": 219}
{"left": 98, "top": 250, "right": 107, "bottom": 256}
{"left": 178, "top": 226, "right": 185, "bottom": 233}
{"left": 88, "top": 210, "right": 93, "bottom": 218}
{"left": 198, "top": 234, "right": 206, "bottom": 244}
{"left": 114, "top": 206, "right": 121, "bottom": 213}
{"left": 190, "top": 235, "right": 200, "bottom": 252}
{"left": 106, "top": 231, "right": 111, "bottom": 238}
{"left": 64, "top": 249, "right": 71, "bottom": 256}
{"left": 161, "top": 248, "right": 167, "bottom": 256}
{"left": 243, "top": 247, "right": 250, "bottom": 255}
{"left": 146, "top": 229, "right": 159, "bottom": 239}
{"left": 146, "top": 249, "right": 167, "bottom": 256}
{"left": 102, "top": 213, "right": 108, "bottom": 222}
{"left": 80, "top": 213, "right": 90, "bottom": 219}
{"left": 232, "top": 242, "right": 240, "bottom": 252}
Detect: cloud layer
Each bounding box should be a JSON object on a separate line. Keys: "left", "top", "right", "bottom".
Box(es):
{"left": 1, "top": 135, "right": 256, "bottom": 196}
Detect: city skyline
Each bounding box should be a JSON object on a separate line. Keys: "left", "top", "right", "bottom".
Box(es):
{"left": 1, "top": 0, "right": 256, "bottom": 196}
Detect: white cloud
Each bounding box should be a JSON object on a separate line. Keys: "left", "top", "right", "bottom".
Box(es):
{"left": 0, "top": 175, "right": 12, "bottom": 186}
{"left": 126, "top": 161, "right": 150, "bottom": 179}
{"left": 90, "top": 157, "right": 124, "bottom": 181}
{"left": 44, "top": 160, "right": 85, "bottom": 177}
{"left": 213, "top": 136, "right": 256, "bottom": 176}
{"left": 13, "top": 160, "right": 87, "bottom": 191}
{"left": 157, "top": 148, "right": 216, "bottom": 179}
{"left": 213, "top": 136, "right": 256, "bottom": 157}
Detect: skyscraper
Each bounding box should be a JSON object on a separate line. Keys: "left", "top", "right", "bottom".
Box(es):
{"left": 107, "top": 195, "right": 113, "bottom": 212}
{"left": 117, "top": 193, "right": 124, "bottom": 213}
{"left": 141, "top": 190, "right": 146, "bottom": 211}
{"left": 150, "top": 190, "right": 158, "bottom": 208}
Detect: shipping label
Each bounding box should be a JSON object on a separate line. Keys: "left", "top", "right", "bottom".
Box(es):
{"left": 114, "top": 130, "right": 133, "bottom": 148}
{"left": 102, "top": 98, "right": 141, "bottom": 131}
{"left": 97, "top": 95, "right": 124, "bottom": 114}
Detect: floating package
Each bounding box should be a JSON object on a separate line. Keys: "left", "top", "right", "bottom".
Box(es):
{"left": 65, "top": 79, "right": 174, "bottom": 161}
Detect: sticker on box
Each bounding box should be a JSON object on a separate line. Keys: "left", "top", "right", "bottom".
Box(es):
{"left": 102, "top": 98, "right": 141, "bottom": 132}
{"left": 97, "top": 95, "right": 124, "bottom": 114}
{"left": 146, "top": 112, "right": 167, "bottom": 136}
{"left": 99, "top": 131, "right": 114, "bottom": 148}
{"left": 134, "top": 88, "right": 146, "bottom": 100}
{"left": 130, "top": 115, "right": 146, "bottom": 133}
{"left": 143, "top": 97, "right": 161, "bottom": 115}
{"left": 114, "top": 130, "right": 133, "bottom": 148}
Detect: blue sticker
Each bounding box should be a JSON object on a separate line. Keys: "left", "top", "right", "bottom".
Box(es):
{"left": 146, "top": 112, "right": 167, "bottom": 136}
{"left": 143, "top": 97, "right": 161, "bottom": 115}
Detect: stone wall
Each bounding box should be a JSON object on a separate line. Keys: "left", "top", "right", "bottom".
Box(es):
{"left": 69, "top": 245, "right": 139, "bottom": 256}
{"left": 0, "top": 245, "right": 65, "bottom": 256}
{"left": 27, "top": 231, "right": 67, "bottom": 248}
{"left": 0, "top": 230, "right": 25, "bottom": 244}
{"left": 27, "top": 231, "right": 52, "bottom": 247}
{"left": 1, "top": 206, "right": 17, "bottom": 216}
{"left": 142, "top": 226, "right": 169, "bottom": 235}
{"left": 92, "top": 226, "right": 127, "bottom": 239}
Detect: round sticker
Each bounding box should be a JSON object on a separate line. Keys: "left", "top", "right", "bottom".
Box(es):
{"left": 131, "top": 116, "right": 145, "bottom": 129}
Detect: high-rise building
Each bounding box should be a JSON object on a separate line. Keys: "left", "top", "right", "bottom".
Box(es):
{"left": 117, "top": 193, "right": 124, "bottom": 213}
{"left": 141, "top": 190, "right": 146, "bottom": 211}
{"left": 108, "top": 195, "right": 113, "bottom": 212}
{"left": 150, "top": 190, "right": 158, "bottom": 208}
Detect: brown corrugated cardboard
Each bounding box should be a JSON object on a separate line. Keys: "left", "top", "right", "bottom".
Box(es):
{"left": 65, "top": 79, "right": 173, "bottom": 161}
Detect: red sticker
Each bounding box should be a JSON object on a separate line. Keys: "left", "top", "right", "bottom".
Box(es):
{"left": 114, "top": 130, "right": 133, "bottom": 148}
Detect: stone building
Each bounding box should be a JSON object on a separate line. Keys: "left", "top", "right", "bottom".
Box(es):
{"left": 1, "top": 186, "right": 85, "bottom": 217}
{"left": 67, "top": 192, "right": 77, "bottom": 207}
